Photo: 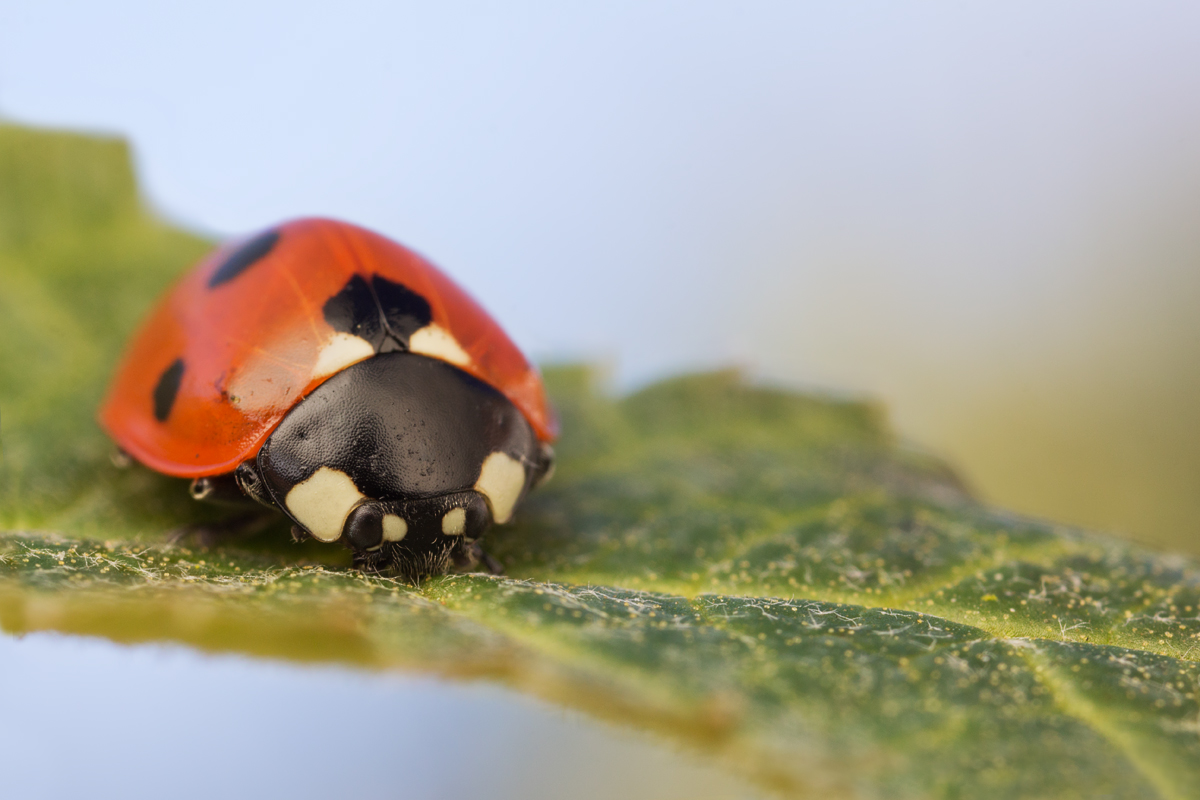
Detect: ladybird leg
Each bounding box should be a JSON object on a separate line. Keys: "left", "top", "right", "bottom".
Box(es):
{"left": 188, "top": 462, "right": 278, "bottom": 509}
{"left": 234, "top": 461, "right": 277, "bottom": 509}
{"left": 459, "top": 542, "right": 505, "bottom": 576}
{"left": 176, "top": 464, "right": 279, "bottom": 546}
{"left": 189, "top": 472, "right": 248, "bottom": 504}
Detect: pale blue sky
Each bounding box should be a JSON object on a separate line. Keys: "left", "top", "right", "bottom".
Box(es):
{"left": 3, "top": 2, "right": 1194, "bottom": 373}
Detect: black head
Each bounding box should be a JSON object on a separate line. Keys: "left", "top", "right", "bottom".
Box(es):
{"left": 247, "top": 352, "right": 551, "bottom": 574}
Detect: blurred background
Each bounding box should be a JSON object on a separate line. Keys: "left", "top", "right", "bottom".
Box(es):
{"left": 2, "top": 2, "right": 1197, "bottom": 551}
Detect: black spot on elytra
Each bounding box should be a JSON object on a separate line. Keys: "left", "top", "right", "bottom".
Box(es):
{"left": 322, "top": 274, "right": 385, "bottom": 347}
{"left": 153, "top": 358, "right": 185, "bottom": 422}
{"left": 207, "top": 229, "right": 280, "bottom": 288}
{"left": 321, "top": 274, "right": 432, "bottom": 351}
{"left": 373, "top": 275, "right": 432, "bottom": 341}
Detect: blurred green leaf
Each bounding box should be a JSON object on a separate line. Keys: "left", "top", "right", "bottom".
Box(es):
{"left": 2, "top": 122, "right": 1199, "bottom": 800}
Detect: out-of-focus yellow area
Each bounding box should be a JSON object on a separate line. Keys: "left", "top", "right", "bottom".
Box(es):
{"left": 927, "top": 250, "right": 1199, "bottom": 554}
{"left": 942, "top": 368, "right": 1200, "bottom": 555}
{"left": 751, "top": 177, "right": 1200, "bottom": 556}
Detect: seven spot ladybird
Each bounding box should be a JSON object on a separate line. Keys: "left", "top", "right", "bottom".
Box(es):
{"left": 99, "top": 218, "right": 557, "bottom": 578}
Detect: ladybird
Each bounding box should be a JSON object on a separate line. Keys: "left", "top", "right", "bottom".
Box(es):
{"left": 99, "top": 218, "right": 557, "bottom": 578}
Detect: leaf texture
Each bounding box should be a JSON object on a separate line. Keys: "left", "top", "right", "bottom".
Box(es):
{"left": 2, "top": 122, "right": 1198, "bottom": 799}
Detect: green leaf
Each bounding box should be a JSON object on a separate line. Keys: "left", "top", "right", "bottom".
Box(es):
{"left": 2, "top": 122, "right": 1199, "bottom": 800}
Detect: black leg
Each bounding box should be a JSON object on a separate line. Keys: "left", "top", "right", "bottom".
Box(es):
{"left": 478, "top": 546, "right": 505, "bottom": 576}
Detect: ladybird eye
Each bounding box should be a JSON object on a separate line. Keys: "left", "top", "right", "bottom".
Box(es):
{"left": 343, "top": 503, "right": 384, "bottom": 550}
{"left": 343, "top": 502, "right": 408, "bottom": 550}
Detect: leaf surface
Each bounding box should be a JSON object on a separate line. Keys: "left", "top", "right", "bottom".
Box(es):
{"left": 2, "top": 122, "right": 1199, "bottom": 800}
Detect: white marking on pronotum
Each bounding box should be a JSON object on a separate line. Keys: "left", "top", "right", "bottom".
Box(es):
{"left": 284, "top": 467, "right": 365, "bottom": 543}
{"left": 382, "top": 514, "right": 408, "bottom": 542}
{"left": 442, "top": 508, "right": 467, "bottom": 535}
{"left": 408, "top": 324, "right": 471, "bottom": 367}
{"left": 474, "top": 452, "right": 525, "bottom": 524}
{"left": 312, "top": 332, "right": 375, "bottom": 379}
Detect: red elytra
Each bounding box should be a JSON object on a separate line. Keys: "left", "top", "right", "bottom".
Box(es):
{"left": 99, "top": 218, "right": 557, "bottom": 478}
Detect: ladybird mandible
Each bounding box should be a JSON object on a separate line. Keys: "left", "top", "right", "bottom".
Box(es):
{"left": 99, "top": 218, "right": 557, "bottom": 578}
